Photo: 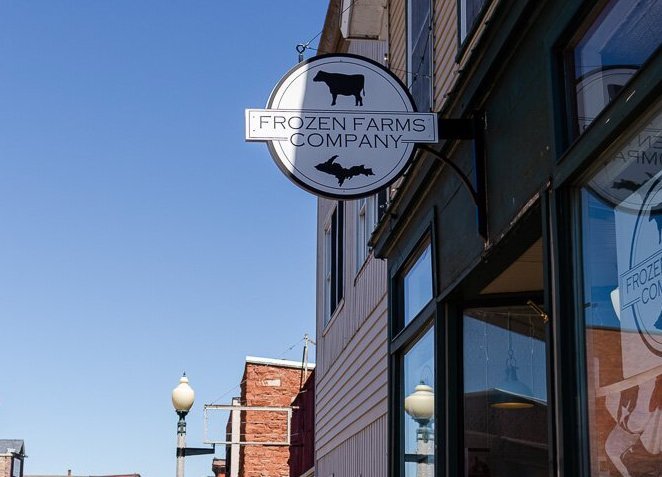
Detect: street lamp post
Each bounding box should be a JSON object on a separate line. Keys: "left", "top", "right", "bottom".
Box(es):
{"left": 172, "top": 374, "right": 195, "bottom": 477}
{"left": 171, "top": 373, "right": 215, "bottom": 477}
{"left": 404, "top": 382, "right": 435, "bottom": 477}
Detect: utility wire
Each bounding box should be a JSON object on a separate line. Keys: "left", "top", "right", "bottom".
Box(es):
{"left": 208, "top": 335, "right": 315, "bottom": 404}
{"left": 277, "top": 336, "right": 307, "bottom": 359}
{"left": 297, "top": 0, "right": 359, "bottom": 60}
{"left": 208, "top": 378, "right": 246, "bottom": 405}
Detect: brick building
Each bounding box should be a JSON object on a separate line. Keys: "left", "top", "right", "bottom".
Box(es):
{"left": 0, "top": 440, "right": 25, "bottom": 477}
{"left": 211, "top": 458, "right": 226, "bottom": 477}
{"left": 224, "top": 357, "right": 314, "bottom": 477}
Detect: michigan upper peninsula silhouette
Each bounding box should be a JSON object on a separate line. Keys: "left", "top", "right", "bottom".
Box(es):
{"left": 315, "top": 155, "right": 374, "bottom": 186}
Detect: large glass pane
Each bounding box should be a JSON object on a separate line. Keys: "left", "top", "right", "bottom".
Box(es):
{"left": 572, "top": 0, "right": 662, "bottom": 134}
{"left": 463, "top": 306, "right": 550, "bottom": 477}
{"left": 403, "top": 243, "right": 433, "bottom": 327}
{"left": 403, "top": 326, "right": 435, "bottom": 477}
{"left": 581, "top": 104, "right": 662, "bottom": 476}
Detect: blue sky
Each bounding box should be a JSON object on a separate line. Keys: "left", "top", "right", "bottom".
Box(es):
{"left": 0, "top": 2, "right": 326, "bottom": 476}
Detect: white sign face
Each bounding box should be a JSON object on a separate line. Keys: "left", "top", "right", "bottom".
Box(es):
{"left": 246, "top": 54, "right": 438, "bottom": 199}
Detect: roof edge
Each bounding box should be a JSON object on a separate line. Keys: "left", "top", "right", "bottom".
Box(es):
{"left": 245, "top": 356, "right": 316, "bottom": 370}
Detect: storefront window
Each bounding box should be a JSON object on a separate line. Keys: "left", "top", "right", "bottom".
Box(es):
{"left": 463, "top": 306, "right": 550, "bottom": 477}
{"left": 402, "top": 326, "right": 435, "bottom": 477}
{"left": 403, "top": 241, "right": 433, "bottom": 328}
{"left": 580, "top": 103, "right": 662, "bottom": 476}
{"left": 570, "top": 0, "right": 662, "bottom": 135}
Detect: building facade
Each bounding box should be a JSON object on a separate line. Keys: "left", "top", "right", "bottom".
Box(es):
{"left": 313, "top": 0, "right": 661, "bottom": 476}
{"left": 0, "top": 441, "right": 24, "bottom": 477}
{"left": 370, "top": 0, "right": 661, "bottom": 476}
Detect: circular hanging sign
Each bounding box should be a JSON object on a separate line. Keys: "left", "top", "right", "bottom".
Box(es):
{"left": 246, "top": 54, "right": 438, "bottom": 199}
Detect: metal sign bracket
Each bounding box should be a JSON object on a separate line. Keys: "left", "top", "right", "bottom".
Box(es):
{"left": 420, "top": 113, "right": 487, "bottom": 241}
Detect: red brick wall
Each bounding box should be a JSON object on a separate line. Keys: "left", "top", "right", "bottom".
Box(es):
{"left": 0, "top": 456, "right": 10, "bottom": 477}
{"left": 237, "top": 362, "right": 314, "bottom": 477}
{"left": 289, "top": 371, "right": 314, "bottom": 477}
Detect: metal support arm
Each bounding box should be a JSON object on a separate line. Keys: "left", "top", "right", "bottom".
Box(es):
{"left": 177, "top": 445, "right": 216, "bottom": 457}
{"left": 421, "top": 115, "right": 488, "bottom": 241}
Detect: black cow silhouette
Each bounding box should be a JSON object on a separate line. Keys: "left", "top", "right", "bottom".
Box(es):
{"left": 315, "top": 155, "right": 374, "bottom": 187}
{"left": 313, "top": 71, "right": 365, "bottom": 106}
{"left": 613, "top": 176, "right": 662, "bottom": 243}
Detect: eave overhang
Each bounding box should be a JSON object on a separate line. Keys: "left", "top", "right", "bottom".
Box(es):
{"left": 340, "top": 0, "right": 387, "bottom": 40}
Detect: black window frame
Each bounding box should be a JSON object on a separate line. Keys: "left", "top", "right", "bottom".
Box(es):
{"left": 556, "top": 0, "right": 662, "bottom": 149}
{"left": 324, "top": 201, "right": 344, "bottom": 327}
{"left": 330, "top": 201, "right": 344, "bottom": 317}
{"left": 389, "top": 213, "right": 440, "bottom": 477}
{"left": 406, "top": 0, "right": 434, "bottom": 112}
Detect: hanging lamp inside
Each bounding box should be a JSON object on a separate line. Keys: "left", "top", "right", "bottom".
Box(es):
{"left": 489, "top": 314, "right": 534, "bottom": 409}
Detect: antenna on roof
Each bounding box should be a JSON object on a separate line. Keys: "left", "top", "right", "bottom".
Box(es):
{"left": 300, "top": 333, "right": 316, "bottom": 389}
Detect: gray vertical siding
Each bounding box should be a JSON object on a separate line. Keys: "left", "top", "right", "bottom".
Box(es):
{"left": 316, "top": 195, "right": 388, "bottom": 475}
{"left": 389, "top": 0, "right": 406, "bottom": 84}
{"left": 316, "top": 414, "right": 388, "bottom": 477}
{"left": 348, "top": 39, "right": 388, "bottom": 62}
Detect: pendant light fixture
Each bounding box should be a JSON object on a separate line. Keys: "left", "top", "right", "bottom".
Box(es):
{"left": 490, "top": 313, "right": 534, "bottom": 409}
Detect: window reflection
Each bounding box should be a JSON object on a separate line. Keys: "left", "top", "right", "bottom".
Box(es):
{"left": 572, "top": 0, "right": 662, "bottom": 133}
{"left": 463, "top": 306, "right": 550, "bottom": 477}
{"left": 403, "top": 326, "right": 435, "bottom": 477}
{"left": 403, "top": 243, "right": 433, "bottom": 327}
{"left": 581, "top": 105, "right": 662, "bottom": 476}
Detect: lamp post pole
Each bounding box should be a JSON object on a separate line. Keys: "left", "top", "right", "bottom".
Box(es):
{"left": 176, "top": 410, "right": 187, "bottom": 477}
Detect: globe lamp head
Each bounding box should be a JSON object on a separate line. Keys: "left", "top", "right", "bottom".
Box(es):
{"left": 172, "top": 374, "right": 195, "bottom": 413}
{"left": 404, "top": 383, "right": 434, "bottom": 423}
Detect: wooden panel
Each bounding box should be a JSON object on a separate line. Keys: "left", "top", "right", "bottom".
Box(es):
{"left": 316, "top": 317, "right": 387, "bottom": 431}
{"left": 315, "top": 195, "right": 389, "bottom": 460}
{"left": 315, "top": 298, "right": 388, "bottom": 447}
{"left": 316, "top": 301, "right": 386, "bottom": 398}
{"left": 316, "top": 198, "right": 388, "bottom": 379}
{"left": 433, "top": 0, "right": 459, "bottom": 110}
{"left": 315, "top": 414, "right": 388, "bottom": 477}
{"left": 389, "top": 0, "right": 406, "bottom": 84}
{"left": 348, "top": 39, "right": 388, "bottom": 63}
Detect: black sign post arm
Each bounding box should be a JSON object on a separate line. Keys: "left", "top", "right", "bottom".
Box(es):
{"left": 420, "top": 113, "right": 488, "bottom": 242}
{"left": 177, "top": 444, "right": 216, "bottom": 457}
